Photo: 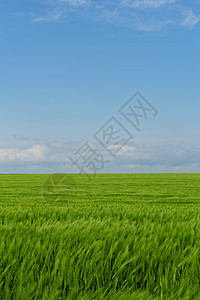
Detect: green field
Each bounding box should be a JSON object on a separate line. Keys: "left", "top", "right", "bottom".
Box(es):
{"left": 1, "top": 173, "right": 200, "bottom": 299}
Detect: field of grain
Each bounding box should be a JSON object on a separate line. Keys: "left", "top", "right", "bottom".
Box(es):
{"left": 0, "top": 174, "right": 200, "bottom": 299}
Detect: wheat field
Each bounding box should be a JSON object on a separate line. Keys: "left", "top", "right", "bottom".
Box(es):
{"left": 0, "top": 174, "right": 200, "bottom": 299}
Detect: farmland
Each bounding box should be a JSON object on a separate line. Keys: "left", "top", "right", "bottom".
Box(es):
{"left": 0, "top": 173, "right": 200, "bottom": 299}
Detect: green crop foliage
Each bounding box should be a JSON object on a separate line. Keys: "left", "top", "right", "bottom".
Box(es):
{"left": 0, "top": 173, "right": 200, "bottom": 299}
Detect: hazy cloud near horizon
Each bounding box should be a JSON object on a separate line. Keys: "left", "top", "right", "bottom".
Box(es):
{"left": 1, "top": 138, "right": 200, "bottom": 173}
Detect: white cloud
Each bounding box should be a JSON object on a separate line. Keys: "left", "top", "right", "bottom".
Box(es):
{"left": 0, "top": 144, "right": 48, "bottom": 162}
{"left": 115, "top": 138, "right": 200, "bottom": 170}
{"left": 33, "top": 8, "right": 66, "bottom": 23}
{"left": 121, "top": 0, "right": 176, "bottom": 9}
{"left": 136, "top": 20, "right": 172, "bottom": 31}
{"left": 15, "top": 12, "right": 36, "bottom": 17}
{"left": 59, "top": 0, "right": 91, "bottom": 6}
{"left": 28, "top": 0, "right": 199, "bottom": 30}
{"left": 182, "top": 8, "right": 199, "bottom": 28}
{"left": 107, "top": 144, "right": 136, "bottom": 152}
{"left": 32, "top": 0, "right": 91, "bottom": 23}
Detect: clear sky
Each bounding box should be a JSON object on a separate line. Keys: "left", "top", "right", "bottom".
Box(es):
{"left": 0, "top": 0, "right": 200, "bottom": 174}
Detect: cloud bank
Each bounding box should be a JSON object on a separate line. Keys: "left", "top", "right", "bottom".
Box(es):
{"left": 1, "top": 138, "right": 200, "bottom": 173}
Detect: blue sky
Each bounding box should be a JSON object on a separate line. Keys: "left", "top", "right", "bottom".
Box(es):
{"left": 0, "top": 0, "right": 200, "bottom": 174}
